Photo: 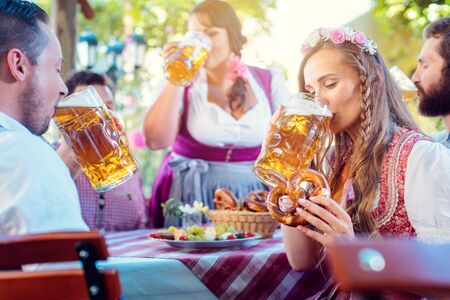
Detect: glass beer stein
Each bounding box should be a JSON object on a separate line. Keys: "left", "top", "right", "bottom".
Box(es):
{"left": 254, "top": 92, "right": 333, "bottom": 188}
{"left": 164, "top": 31, "right": 211, "bottom": 86}
{"left": 54, "top": 86, "right": 138, "bottom": 192}
{"left": 390, "top": 66, "right": 418, "bottom": 102}
{"left": 254, "top": 93, "right": 333, "bottom": 226}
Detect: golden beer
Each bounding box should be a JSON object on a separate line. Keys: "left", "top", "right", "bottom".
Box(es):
{"left": 389, "top": 66, "right": 417, "bottom": 102}
{"left": 54, "top": 87, "right": 138, "bottom": 192}
{"left": 254, "top": 93, "right": 332, "bottom": 188}
{"left": 402, "top": 89, "right": 418, "bottom": 102}
{"left": 164, "top": 31, "right": 211, "bottom": 86}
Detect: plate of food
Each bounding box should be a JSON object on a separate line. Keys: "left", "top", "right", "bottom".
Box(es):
{"left": 149, "top": 224, "right": 262, "bottom": 249}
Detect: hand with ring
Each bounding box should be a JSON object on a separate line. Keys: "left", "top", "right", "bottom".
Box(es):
{"left": 294, "top": 196, "right": 354, "bottom": 246}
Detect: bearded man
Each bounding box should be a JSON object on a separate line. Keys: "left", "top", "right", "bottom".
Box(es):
{"left": 413, "top": 17, "right": 450, "bottom": 148}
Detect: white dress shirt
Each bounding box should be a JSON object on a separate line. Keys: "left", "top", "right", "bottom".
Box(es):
{"left": 404, "top": 140, "right": 450, "bottom": 243}
{"left": 0, "top": 112, "right": 88, "bottom": 235}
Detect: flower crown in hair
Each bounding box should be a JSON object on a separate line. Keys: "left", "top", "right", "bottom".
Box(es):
{"left": 301, "top": 27, "right": 378, "bottom": 56}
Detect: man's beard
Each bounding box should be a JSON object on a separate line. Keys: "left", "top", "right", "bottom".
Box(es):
{"left": 417, "top": 73, "right": 450, "bottom": 117}
{"left": 20, "top": 79, "right": 51, "bottom": 136}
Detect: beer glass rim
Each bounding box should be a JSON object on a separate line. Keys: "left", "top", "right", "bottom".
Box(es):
{"left": 288, "top": 92, "right": 332, "bottom": 117}
{"left": 389, "top": 65, "right": 417, "bottom": 91}
{"left": 291, "top": 91, "right": 324, "bottom": 100}
{"left": 57, "top": 85, "right": 104, "bottom": 108}
{"left": 181, "top": 30, "right": 211, "bottom": 51}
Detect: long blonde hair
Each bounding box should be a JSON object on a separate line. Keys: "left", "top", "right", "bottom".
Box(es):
{"left": 298, "top": 42, "right": 418, "bottom": 234}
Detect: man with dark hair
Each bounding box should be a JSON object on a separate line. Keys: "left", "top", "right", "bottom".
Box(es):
{"left": 413, "top": 16, "right": 450, "bottom": 148}
{"left": 0, "top": 0, "right": 88, "bottom": 235}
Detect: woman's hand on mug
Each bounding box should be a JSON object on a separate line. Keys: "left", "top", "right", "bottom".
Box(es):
{"left": 294, "top": 196, "right": 354, "bottom": 246}
{"left": 57, "top": 139, "right": 83, "bottom": 179}
{"left": 162, "top": 41, "right": 180, "bottom": 61}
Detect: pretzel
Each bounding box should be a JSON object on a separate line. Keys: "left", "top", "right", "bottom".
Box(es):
{"left": 248, "top": 190, "right": 269, "bottom": 202}
{"left": 267, "top": 169, "right": 330, "bottom": 227}
{"left": 243, "top": 190, "right": 268, "bottom": 212}
{"left": 213, "top": 188, "right": 239, "bottom": 210}
{"left": 243, "top": 197, "right": 268, "bottom": 212}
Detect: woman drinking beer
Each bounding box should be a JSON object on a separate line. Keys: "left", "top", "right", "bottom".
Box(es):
{"left": 278, "top": 27, "right": 450, "bottom": 298}
{"left": 144, "top": 0, "right": 289, "bottom": 227}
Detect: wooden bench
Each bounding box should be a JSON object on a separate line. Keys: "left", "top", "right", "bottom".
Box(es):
{"left": 0, "top": 231, "right": 121, "bottom": 300}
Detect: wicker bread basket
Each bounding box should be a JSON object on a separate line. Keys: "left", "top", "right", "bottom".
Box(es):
{"left": 207, "top": 210, "right": 279, "bottom": 238}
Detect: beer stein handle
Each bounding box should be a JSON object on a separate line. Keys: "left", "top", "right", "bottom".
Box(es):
{"left": 253, "top": 166, "right": 287, "bottom": 189}
{"left": 287, "top": 169, "right": 330, "bottom": 199}
{"left": 315, "top": 121, "right": 333, "bottom": 176}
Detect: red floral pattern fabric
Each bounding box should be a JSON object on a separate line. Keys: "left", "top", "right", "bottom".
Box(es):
{"left": 373, "top": 128, "right": 428, "bottom": 237}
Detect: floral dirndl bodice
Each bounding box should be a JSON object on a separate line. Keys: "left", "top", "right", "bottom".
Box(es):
{"left": 373, "top": 128, "right": 429, "bottom": 237}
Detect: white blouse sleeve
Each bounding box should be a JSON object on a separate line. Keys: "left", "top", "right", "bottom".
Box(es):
{"left": 269, "top": 69, "right": 290, "bottom": 112}
{"left": 405, "top": 140, "right": 450, "bottom": 243}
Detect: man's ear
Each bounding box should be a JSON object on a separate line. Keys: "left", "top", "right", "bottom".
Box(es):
{"left": 6, "top": 48, "right": 31, "bottom": 82}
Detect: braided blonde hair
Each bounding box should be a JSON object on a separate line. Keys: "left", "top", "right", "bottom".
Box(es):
{"left": 298, "top": 41, "right": 418, "bottom": 234}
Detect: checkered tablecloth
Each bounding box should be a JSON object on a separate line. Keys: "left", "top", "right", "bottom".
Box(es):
{"left": 106, "top": 229, "right": 327, "bottom": 299}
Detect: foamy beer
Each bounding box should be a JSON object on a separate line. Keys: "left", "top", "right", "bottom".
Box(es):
{"left": 254, "top": 93, "right": 332, "bottom": 188}
{"left": 254, "top": 93, "right": 333, "bottom": 226}
{"left": 54, "top": 86, "right": 138, "bottom": 192}
{"left": 390, "top": 66, "right": 418, "bottom": 102}
{"left": 164, "top": 31, "right": 211, "bottom": 86}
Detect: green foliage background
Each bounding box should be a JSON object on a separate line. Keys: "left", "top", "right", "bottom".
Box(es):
{"left": 36, "top": 0, "right": 275, "bottom": 47}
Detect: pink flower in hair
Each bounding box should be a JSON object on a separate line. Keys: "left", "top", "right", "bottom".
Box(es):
{"left": 354, "top": 31, "right": 367, "bottom": 45}
{"left": 228, "top": 56, "right": 248, "bottom": 82}
{"left": 330, "top": 29, "right": 346, "bottom": 44}
{"left": 300, "top": 43, "right": 310, "bottom": 55}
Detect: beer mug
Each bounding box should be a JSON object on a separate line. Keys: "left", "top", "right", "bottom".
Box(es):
{"left": 254, "top": 93, "right": 332, "bottom": 188}
{"left": 54, "top": 86, "right": 138, "bottom": 192}
{"left": 254, "top": 93, "right": 333, "bottom": 226}
{"left": 164, "top": 31, "right": 211, "bottom": 86}
{"left": 390, "top": 66, "right": 417, "bottom": 102}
